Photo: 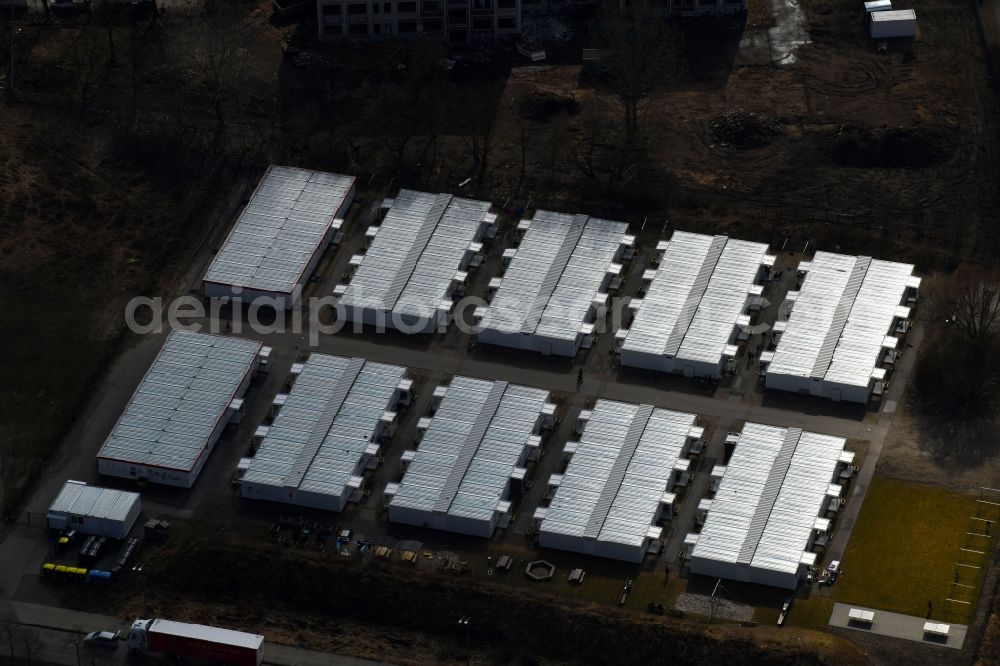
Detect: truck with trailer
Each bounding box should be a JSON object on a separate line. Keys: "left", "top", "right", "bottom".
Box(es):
{"left": 127, "top": 618, "right": 264, "bottom": 666}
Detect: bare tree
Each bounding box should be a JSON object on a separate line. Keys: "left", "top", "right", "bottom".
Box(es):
{"left": 185, "top": 4, "right": 252, "bottom": 125}
{"left": 0, "top": 618, "right": 24, "bottom": 662}
{"left": 596, "top": 0, "right": 679, "bottom": 178}
{"left": 918, "top": 268, "right": 1000, "bottom": 416}
{"left": 66, "top": 631, "right": 85, "bottom": 666}
{"left": 21, "top": 627, "right": 41, "bottom": 665}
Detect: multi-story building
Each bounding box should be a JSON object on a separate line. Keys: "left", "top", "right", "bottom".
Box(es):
{"left": 317, "top": 0, "right": 521, "bottom": 43}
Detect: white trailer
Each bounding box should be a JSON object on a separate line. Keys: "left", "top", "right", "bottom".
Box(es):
{"left": 863, "top": 0, "right": 892, "bottom": 19}
{"left": 870, "top": 9, "right": 916, "bottom": 38}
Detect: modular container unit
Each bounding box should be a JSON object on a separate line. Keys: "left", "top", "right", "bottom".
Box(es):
{"left": 763, "top": 252, "right": 919, "bottom": 403}
{"left": 203, "top": 166, "right": 356, "bottom": 309}
{"left": 338, "top": 190, "right": 494, "bottom": 334}
{"left": 46, "top": 480, "right": 141, "bottom": 539}
{"left": 535, "top": 401, "right": 700, "bottom": 563}
{"left": 387, "top": 377, "right": 552, "bottom": 537}
{"left": 475, "top": 211, "right": 631, "bottom": 357}
{"left": 96, "top": 331, "right": 266, "bottom": 488}
{"left": 870, "top": 9, "right": 915, "bottom": 38}
{"left": 619, "top": 231, "right": 773, "bottom": 379}
{"left": 687, "top": 423, "right": 852, "bottom": 589}
{"left": 240, "top": 354, "right": 409, "bottom": 511}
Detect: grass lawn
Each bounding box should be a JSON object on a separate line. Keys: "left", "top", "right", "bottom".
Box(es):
{"left": 833, "top": 477, "right": 981, "bottom": 624}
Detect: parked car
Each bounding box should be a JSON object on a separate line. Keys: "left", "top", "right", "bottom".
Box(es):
{"left": 84, "top": 631, "right": 120, "bottom": 648}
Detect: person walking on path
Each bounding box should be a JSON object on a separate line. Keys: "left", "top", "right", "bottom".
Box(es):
{"left": 577, "top": 368, "right": 584, "bottom": 390}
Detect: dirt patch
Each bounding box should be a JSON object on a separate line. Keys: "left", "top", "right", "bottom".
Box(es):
{"left": 518, "top": 92, "right": 581, "bottom": 122}
{"left": 710, "top": 110, "right": 782, "bottom": 149}
{"left": 830, "top": 126, "right": 951, "bottom": 168}
{"left": 88, "top": 535, "right": 869, "bottom": 666}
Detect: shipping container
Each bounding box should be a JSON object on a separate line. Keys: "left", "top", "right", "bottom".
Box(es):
{"left": 870, "top": 9, "right": 916, "bottom": 38}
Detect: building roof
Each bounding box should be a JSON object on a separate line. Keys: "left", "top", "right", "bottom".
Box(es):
{"left": 691, "top": 422, "right": 845, "bottom": 576}
{"left": 392, "top": 377, "right": 549, "bottom": 523}
{"left": 149, "top": 620, "right": 263, "bottom": 650}
{"left": 204, "top": 166, "right": 355, "bottom": 296}
{"left": 767, "top": 252, "right": 917, "bottom": 388}
{"left": 48, "top": 480, "right": 140, "bottom": 522}
{"left": 479, "top": 211, "right": 627, "bottom": 341}
{"left": 242, "top": 354, "right": 405, "bottom": 498}
{"left": 96, "top": 331, "right": 262, "bottom": 472}
{"left": 340, "top": 190, "right": 490, "bottom": 319}
{"left": 243, "top": 354, "right": 406, "bottom": 496}
{"left": 622, "top": 231, "right": 769, "bottom": 363}
{"left": 541, "top": 400, "right": 696, "bottom": 549}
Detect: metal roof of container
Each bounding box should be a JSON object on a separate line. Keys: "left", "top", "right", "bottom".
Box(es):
{"left": 340, "top": 190, "right": 490, "bottom": 318}
{"left": 242, "top": 354, "right": 404, "bottom": 498}
{"left": 622, "top": 232, "right": 769, "bottom": 363}
{"left": 768, "top": 252, "right": 916, "bottom": 388}
{"left": 48, "top": 480, "right": 140, "bottom": 522}
{"left": 541, "top": 400, "right": 696, "bottom": 549}
{"left": 692, "top": 422, "right": 845, "bottom": 576}
{"left": 392, "top": 196, "right": 492, "bottom": 322}
{"left": 96, "top": 331, "right": 262, "bottom": 472}
{"left": 479, "top": 211, "right": 627, "bottom": 341}
{"left": 150, "top": 620, "right": 263, "bottom": 650}
{"left": 204, "top": 166, "right": 355, "bottom": 295}
{"left": 824, "top": 259, "right": 916, "bottom": 388}
{"left": 392, "top": 377, "right": 549, "bottom": 522}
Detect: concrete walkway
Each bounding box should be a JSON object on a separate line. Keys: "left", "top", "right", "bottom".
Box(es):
{"left": 828, "top": 602, "right": 967, "bottom": 650}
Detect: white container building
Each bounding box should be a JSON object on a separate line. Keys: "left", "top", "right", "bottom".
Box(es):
{"left": 870, "top": 8, "right": 916, "bottom": 38}
{"left": 474, "top": 211, "right": 632, "bottom": 357}
{"left": 337, "top": 190, "right": 494, "bottom": 334}
{"left": 386, "top": 376, "right": 553, "bottom": 537}
{"left": 763, "top": 252, "right": 920, "bottom": 403}
{"left": 203, "top": 166, "right": 356, "bottom": 309}
{"left": 535, "top": 400, "right": 701, "bottom": 563}
{"left": 47, "top": 480, "right": 142, "bottom": 539}
{"left": 687, "top": 423, "right": 853, "bottom": 589}
{"left": 240, "top": 354, "right": 409, "bottom": 512}
{"left": 619, "top": 232, "right": 774, "bottom": 378}
{"left": 96, "top": 331, "right": 267, "bottom": 488}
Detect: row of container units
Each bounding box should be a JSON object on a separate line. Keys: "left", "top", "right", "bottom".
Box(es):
{"left": 385, "top": 377, "right": 556, "bottom": 537}
{"left": 239, "top": 353, "right": 412, "bottom": 512}
{"left": 203, "top": 166, "right": 357, "bottom": 310}
{"left": 685, "top": 423, "right": 854, "bottom": 589}
{"left": 473, "top": 211, "right": 634, "bottom": 357}
{"left": 96, "top": 331, "right": 271, "bottom": 488}
{"left": 761, "top": 252, "right": 920, "bottom": 403}
{"left": 617, "top": 232, "right": 775, "bottom": 379}
{"left": 533, "top": 401, "right": 702, "bottom": 563}
{"left": 335, "top": 190, "right": 495, "bottom": 334}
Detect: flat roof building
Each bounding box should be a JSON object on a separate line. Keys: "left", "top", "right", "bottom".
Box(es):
{"left": 386, "top": 376, "right": 553, "bottom": 537}
{"left": 619, "top": 231, "right": 774, "bottom": 378}
{"left": 687, "top": 422, "right": 853, "bottom": 589}
{"left": 535, "top": 400, "right": 701, "bottom": 563}
{"left": 337, "top": 190, "right": 494, "bottom": 334}
{"left": 240, "top": 354, "right": 410, "bottom": 512}
{"left": 763, "top": 252, "right": 920, "bottom": 403}
{"left": 475, "top": 211, "right": 632, "bottom": 357}
{"left": 96, "top": 331, "right": 267, "bottom": 488}
{"left": 47, "top": 480, "right": 142, "bottom": 539}
{"left": 203, "top": 166, "right": 356, "bottom": 309}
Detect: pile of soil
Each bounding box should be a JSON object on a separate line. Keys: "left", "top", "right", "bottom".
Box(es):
{"left": 830, "top": 126, "right": 950, "bottom": 168}
{"left": 518, "top": 92, "right": 580, "bottom": 122}
{"left": 710, "top": 110, "right": 782, "bottom": 148}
